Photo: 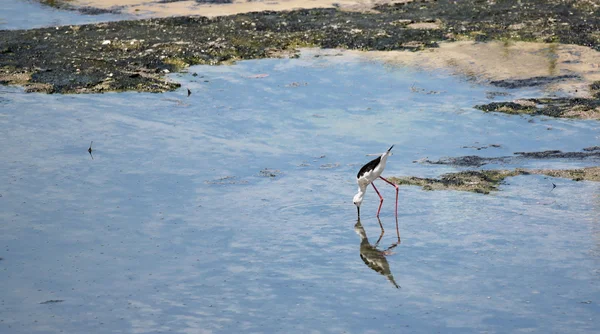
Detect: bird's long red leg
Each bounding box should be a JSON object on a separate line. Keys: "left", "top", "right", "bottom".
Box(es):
{"left": 371, "top": 182, "right": 384, "bottom": 218}
{"left": 379, "top": 176, "right": 400, "bottom": 242}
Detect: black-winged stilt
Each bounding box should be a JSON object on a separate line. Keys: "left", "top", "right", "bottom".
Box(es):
{"left": 353, "top": 145, "right": 399, "bottom": 220}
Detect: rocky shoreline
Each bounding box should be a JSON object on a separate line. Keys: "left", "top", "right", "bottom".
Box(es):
{"left": 1, "top": 1, "right": 599, "bottom": 103}
{"left": 391, "top": 147, "right": 600, "bottom": 193}
{"left": 389, "top": 166, "right": 600, "bottom": 194}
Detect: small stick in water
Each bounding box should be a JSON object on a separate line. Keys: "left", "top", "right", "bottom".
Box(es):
{"left": 88, "top": 141, "right": 94, "bottom": 160}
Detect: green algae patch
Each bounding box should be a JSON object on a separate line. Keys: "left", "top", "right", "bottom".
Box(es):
{"left": 162, "top": 57, "right": 189, "bottom": 71}
{"left": 475, "top": 102, "right": 537, "bottom": 115}
{"left": 389, "top": 170, "right": 521, "bottom": 194}
{"left": 390, "top": 167, "right": 600, "bottom": 194}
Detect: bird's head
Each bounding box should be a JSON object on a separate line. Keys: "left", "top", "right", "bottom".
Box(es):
{"left": 353, "top": 192, "right": 364, "bottom": 216}
{"left": 353, "top": 192, "right": 364, "bottom": 207}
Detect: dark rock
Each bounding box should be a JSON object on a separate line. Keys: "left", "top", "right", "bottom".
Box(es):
{"left": 490, "top": 75, "right": 580, "bottom": 89}
{"left": 423, "top": 148, "right": 600, "bottom": 167}
{"left": 77, "top": 6, "right": 123, "bottom": 15}
{"left": 475, "top": 96, "right": 600, "bottom": 119}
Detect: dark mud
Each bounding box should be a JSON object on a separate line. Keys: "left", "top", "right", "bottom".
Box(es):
{"left": 391, "top": 167, "right": 600, "bottom": 194}
{"left": 475, "top": 93, "right": 600, "bottom": 119}
{"left": 422, "top": 148, "right": 600, "bottom": 167}
{"left": 2, "top": 0, "right": 600, "bottom": 94}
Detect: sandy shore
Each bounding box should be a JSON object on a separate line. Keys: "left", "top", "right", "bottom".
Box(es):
{"left": 63, "top": 0, "right": 411, "bottom": 17}
{"left": 358, "top": 41, "right": 600, "bottom": 98}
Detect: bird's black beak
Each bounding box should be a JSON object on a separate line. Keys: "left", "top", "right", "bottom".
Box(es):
{"left": 357, "top": 206, "right": 360, "bottom": 218}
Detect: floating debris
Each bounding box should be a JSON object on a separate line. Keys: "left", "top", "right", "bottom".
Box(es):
{"left": 461, "top": 144, "right": 502, "bottom": 150}
{"left": 319, "top": 163, "right": 340, "bottom": 169}
{"left": 88, "top": 141, "right": 93, "bottom": 160}
{"left": 246, "top": 74, "right": 269, "bottom": 79}
{"left": 410, "top": 83, "right": 444, "bottom": 94}
{"left": 161, "top": 98, "right": 189, "bottom": 106}
{"left": 286, "top": 82, "right": 308, "bottom": 87}
{"left": 40, "top": 300, "right": 64, "bottom": 304}
{"left": 259, "top": 168, "right": 282, "bottom": 178}
{"left": 205, "top": 176, "right": 248, "bottom": 185}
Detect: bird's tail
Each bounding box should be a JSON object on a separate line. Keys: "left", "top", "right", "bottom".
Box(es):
{"left": 387, "top": 145, "right": 394, "bottom": 152}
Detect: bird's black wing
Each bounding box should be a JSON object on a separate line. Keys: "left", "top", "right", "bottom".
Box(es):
{"left": 357, "top": 156, "right": 381, "bottom": 179}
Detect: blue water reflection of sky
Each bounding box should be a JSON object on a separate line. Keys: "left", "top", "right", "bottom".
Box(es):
{"left": 0, "top": 0, "right": 128, "bottom": 30}
{"left": 1, "top": 49, "right": 599, "bottom": 333}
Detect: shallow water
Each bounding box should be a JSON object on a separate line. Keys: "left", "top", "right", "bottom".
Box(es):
{"left": 1, "top": 49, "right": 599, "bottom": 333}
{"left": 0, "top": 0, "right": 128, "bottom": 30}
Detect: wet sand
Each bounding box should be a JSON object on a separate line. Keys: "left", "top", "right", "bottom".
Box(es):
{"left": 55, "top": 0, "right": 411, "bottom": 17}
{"left": 359, "top": 41, "right": 600, "bottom": 98}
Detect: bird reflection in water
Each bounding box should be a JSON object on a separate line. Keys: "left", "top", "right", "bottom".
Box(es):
{"left": 354, "top": 219, "right": 400, "bottom": 289}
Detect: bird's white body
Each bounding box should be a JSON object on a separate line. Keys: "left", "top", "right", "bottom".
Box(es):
{"left": 353, "top": 149, "right": 393, "bottom": 207}
{"left": 357, "top": 152, "right": 391, "bottom": 190}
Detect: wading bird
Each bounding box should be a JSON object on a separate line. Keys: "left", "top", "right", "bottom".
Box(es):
{"left": 353, "top": 145, "right": 399, "bottom": 221}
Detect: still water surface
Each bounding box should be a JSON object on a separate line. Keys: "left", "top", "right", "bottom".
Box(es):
{"left": 0, "top": 0, "right": 127, "bottom": 30}
{"left": 1, "top": 14, "right": 600, "bottom": 334}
